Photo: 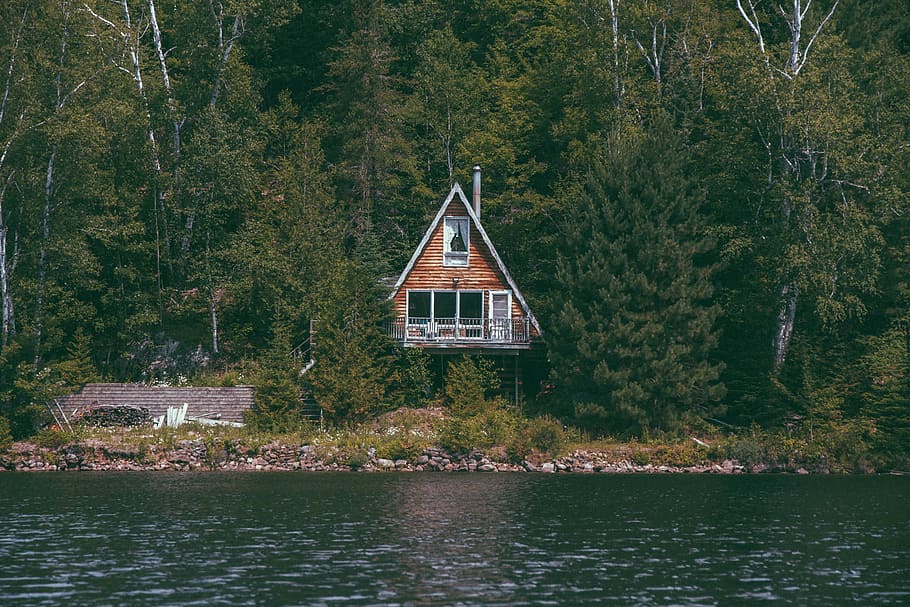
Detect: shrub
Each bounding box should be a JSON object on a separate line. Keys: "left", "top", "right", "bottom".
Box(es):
{"left": 631, "top": 450, "right": 651, "bottom": 466}
{"left": 508, "top": 416, "right": 567, "bottom": 460}
{"left": 398, "top": 348, "right": 434, "bottom": 407}
{"left": 523, "top": 416, "right": 566, "bottom": 453}
{"left": 374, "top": 434, "right": 430, "bottom": 461}
{"left": 245, "top": 359, "right": 304, "bottom": 433}
{"left": 347, "top": 451, "right": 369, "bottom": 469}
{"left": 32, "top": 428, "right": 78, "bottom": 449}
{"left": 438, "top": 415, "right": 491, "bottom": 454}
{"left": 438, "top": 406, "right": 523, "bottom": 455}
{"left": 444, "top": 356, "right": 500, "bottom": 416}
{"left": 719, "top": 435, "right": 768, "bottom": 467}
{"left": 649, "top": 443, "right": 705, "bottom": 467}
{"left": 0, "top": 416, "right": 12, "bottom": 451}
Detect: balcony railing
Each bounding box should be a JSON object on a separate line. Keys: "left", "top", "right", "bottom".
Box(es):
{"left": 387, "top": 316, "right": 531, "bottom": 345}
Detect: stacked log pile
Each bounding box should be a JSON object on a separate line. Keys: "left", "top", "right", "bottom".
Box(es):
{"left": 79, "top": 405, "right": 152, "bottom": 428}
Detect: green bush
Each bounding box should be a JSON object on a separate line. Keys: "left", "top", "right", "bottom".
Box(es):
{"left": 438, "top": 406, "right": 523, "bottom": 456}
{"left": 631, "top": 450, "right": 651, "bottom": 466}
{"left": 719, "top": 435, "right": 769, "bottom": 467}
{"left": 649, "top": 443, "right": 705, "bottom": 467}
{"left": 508, "top": 416, "right": 567, "bottom": 460}
{"left": 438, "top": 414, "right": 491, "bottom": 454}
{"left": 523, "top": 416, "right": 566, "bottom": 453}
{"left": 245, "top": 360, "right": 304, "bottom": 433}
{"left": 32, "top": 428, "right": 78, "bottom": 449}
{"left": 444, "top": 356, "right": 500, "bottom": 416}
{"left": 398, "top": 348, "right": 434, "bottom": 407}
{"left": 347, "top": 451, "right": 369, "bottom": 469}
{"left": 374, "top": 434, "right": 429, "bottom": 461}
{"left": 0, "top": 415, "right": 12, "bottom": 451}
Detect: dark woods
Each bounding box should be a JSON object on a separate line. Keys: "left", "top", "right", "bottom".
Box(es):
{"left": 0, "top": 0, "right": 908, "bottom": 461}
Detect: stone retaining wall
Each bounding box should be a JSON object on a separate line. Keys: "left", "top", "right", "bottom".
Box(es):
{"left": 0, "top": 440, "right": 790, "bottom": 473}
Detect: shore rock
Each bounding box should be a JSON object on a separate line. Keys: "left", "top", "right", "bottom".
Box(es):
{"left": 0, "top": 440, "right": 830, "bottom": 475}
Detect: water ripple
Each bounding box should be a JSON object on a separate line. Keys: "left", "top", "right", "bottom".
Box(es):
{"left": 0, "top": 473, "right": 908, "bottom": 606}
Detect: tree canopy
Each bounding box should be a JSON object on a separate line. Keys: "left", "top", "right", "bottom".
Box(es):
{"left": 0, "top": 0, "right": 907, "bottom": 456}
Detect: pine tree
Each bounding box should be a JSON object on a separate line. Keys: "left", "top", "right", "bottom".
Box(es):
{"left": 549, "top": 120, "right": 725, "bottom": 434}
{"left": 307, "top": 260, "right": 399, "bottom": 424}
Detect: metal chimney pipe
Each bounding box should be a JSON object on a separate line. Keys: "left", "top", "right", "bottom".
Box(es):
{"left": 472, "top": 164, "right": 481, "bottom": 218}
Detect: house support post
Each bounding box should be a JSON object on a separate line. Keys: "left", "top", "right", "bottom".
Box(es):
{"left": 514, "top": 355, "right": 519, "bottom": 404}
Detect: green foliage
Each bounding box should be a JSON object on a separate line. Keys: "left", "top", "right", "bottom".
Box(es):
{"left": 549, "top": 121, "right": 725, "bottom": 435}
{"left": 857, "top": 325, "right": 910, "bottom": 467}
{"left": 444, "top": 355, "right": 501, "bottom": 416}
{"left": 0, "top": 416, "right": 12, "bottom": 451}
{"left": 0, "top": 0, "right": 907, "bottom": 461}
{"left": 31, "top": 428, "right": 80, "bottom": 449}
{"left": 244, "top": 328, "right": 303, "bottom": 433}
{"left": 397, "top": 348, "right": 434, "bottom": 407}
{"left": 438, "top": 407, "right": 518, "bottom": 455}
{"left": 439, "top": 406, "right": 566, "bottom": 461}
{"left": 508, "top": 415, "right": 566, "bottom": 460}
{"left": 308, "top": 261, "right": 400, "bottom": 423}
{"left": 711, "top": 420, "right": 878, "bottom": 472}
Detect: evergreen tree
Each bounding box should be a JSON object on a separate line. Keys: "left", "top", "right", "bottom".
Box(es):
{"left": 549, "top": 120, "right": 724, "bottom": 434}
{"left": 245, "top": 323, "right": 303, "bottom": 433}
{"left": 307, "top": 260, "right": 399, "bottom": 424}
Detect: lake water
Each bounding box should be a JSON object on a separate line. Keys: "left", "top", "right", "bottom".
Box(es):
{"left": 0, "top": 473, "right": 908, "bottom": 606}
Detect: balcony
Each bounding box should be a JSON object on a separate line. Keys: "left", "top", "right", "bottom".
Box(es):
{"left": 387, "top": 316, "right": 532, "bottom": 347}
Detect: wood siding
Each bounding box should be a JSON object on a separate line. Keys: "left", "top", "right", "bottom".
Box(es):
{"left": 392, "top": 199, "right": 538, "bottom": 337}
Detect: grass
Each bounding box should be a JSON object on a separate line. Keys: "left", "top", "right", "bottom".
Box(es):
{"left": 11, "top": 407, "right": 902, "bottom": 472}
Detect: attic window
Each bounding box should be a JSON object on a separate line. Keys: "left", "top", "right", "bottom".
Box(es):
{"left": 443, "top": 217, "right": 469, "bottom": 267}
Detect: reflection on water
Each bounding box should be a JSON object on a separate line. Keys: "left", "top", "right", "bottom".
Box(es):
{"left": 0, "top": 473, "right": 908, "bottom": 606}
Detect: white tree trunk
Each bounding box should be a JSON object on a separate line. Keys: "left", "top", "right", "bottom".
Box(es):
{"left": 33, "top": 147, "right": 55, "bottom": 366}
{"left": 208, "top": 1, "right": 242, "bottom": 109}
{"left": 607, "top": 0, "right": 622, "bottom": 107}
{"left": 735, "top": 0, "right": 841, "bottom": 370}
{"left": 773, "top": 284, "right": 798, "bottom": 369}
{"left": 631, "top": 11, "right": 667, "bottom": 96}
{"left": 0, "top": 173, "right": 14, "bottom": 347}
{"left": 736, "top": 0, "right": 839, "bottom": 79}
{"left": 0, "top": 8, "right": 27, "bottom": 350}
{"left": 210, "top": 291, "right": 219, "bottom": 354}
{"left": 147, "top": 0, "right": 183, "bottom": 174}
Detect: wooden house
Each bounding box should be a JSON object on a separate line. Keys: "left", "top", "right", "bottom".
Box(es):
{"left": 387, "top": 167, "right": 543, "bottom": 398}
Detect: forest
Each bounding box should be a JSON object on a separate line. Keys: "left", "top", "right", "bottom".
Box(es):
{"left": 0, "top": 0, "right": 908, "bottom": 463}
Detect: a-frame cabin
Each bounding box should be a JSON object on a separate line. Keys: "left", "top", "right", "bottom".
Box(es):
{"left": 387, "top": 167, "right": 543, "bottom": 399}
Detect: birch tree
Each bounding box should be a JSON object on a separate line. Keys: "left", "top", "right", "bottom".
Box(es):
{"left": 409, "top": 26, "right": 483, "bottom": 190}
{"left": 33, "top": 0, "right": 97, "bottom": 368}
{"left": 0, "top": 3, "right": 30, "bottom": 349}
{"left": 325, "top": 0, "right": 420, "bottom": 268}
{"left": 727, "top": 0, "right": 880, "bottom": 370}
{"left": 83, "top": 0, "right": 174, "bottom": 310}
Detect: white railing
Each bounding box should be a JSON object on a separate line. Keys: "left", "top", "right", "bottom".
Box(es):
{"left": 387, "top": 317, "right": 530, "bottom": 344}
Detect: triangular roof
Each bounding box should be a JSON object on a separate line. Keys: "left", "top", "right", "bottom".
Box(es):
{"left": 389, "top": 183, "right": 542, "bottom": 335}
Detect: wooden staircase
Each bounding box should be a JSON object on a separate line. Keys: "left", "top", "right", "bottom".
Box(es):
{"left": 292, "top": 320, "right": 322, "bottom": 427}
{"left": 291, "top": 320, "right": 318, "bottom": 376}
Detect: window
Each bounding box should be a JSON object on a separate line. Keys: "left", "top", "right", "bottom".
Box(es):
{"left": 489, "top": 291, "right": 512, "bottom": 340}
{"left": 405, "top": 290, "right": 485, "bottom": 339}
{"left": 443, "top": 217, "right": 470, "bottom": 266}
{"left": 407, "top": 291, "right": 431, "bottom": 319}
{"left": 490, "top": 292, "right": 511, "bottom": 319}
{"left": 434, "top": 291, "right": 457, "bottom": 320}
{"left": 460, "top": 292, "right": 483, "bottom": 319}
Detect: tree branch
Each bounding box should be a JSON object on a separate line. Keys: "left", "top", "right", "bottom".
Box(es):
{"left": 797, "top": 0, "right": 839, "bottom": 75}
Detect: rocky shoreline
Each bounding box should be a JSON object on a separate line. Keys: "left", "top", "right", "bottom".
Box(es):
{"left": 0, "top": 440, "right": 806, "bottom": 474}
